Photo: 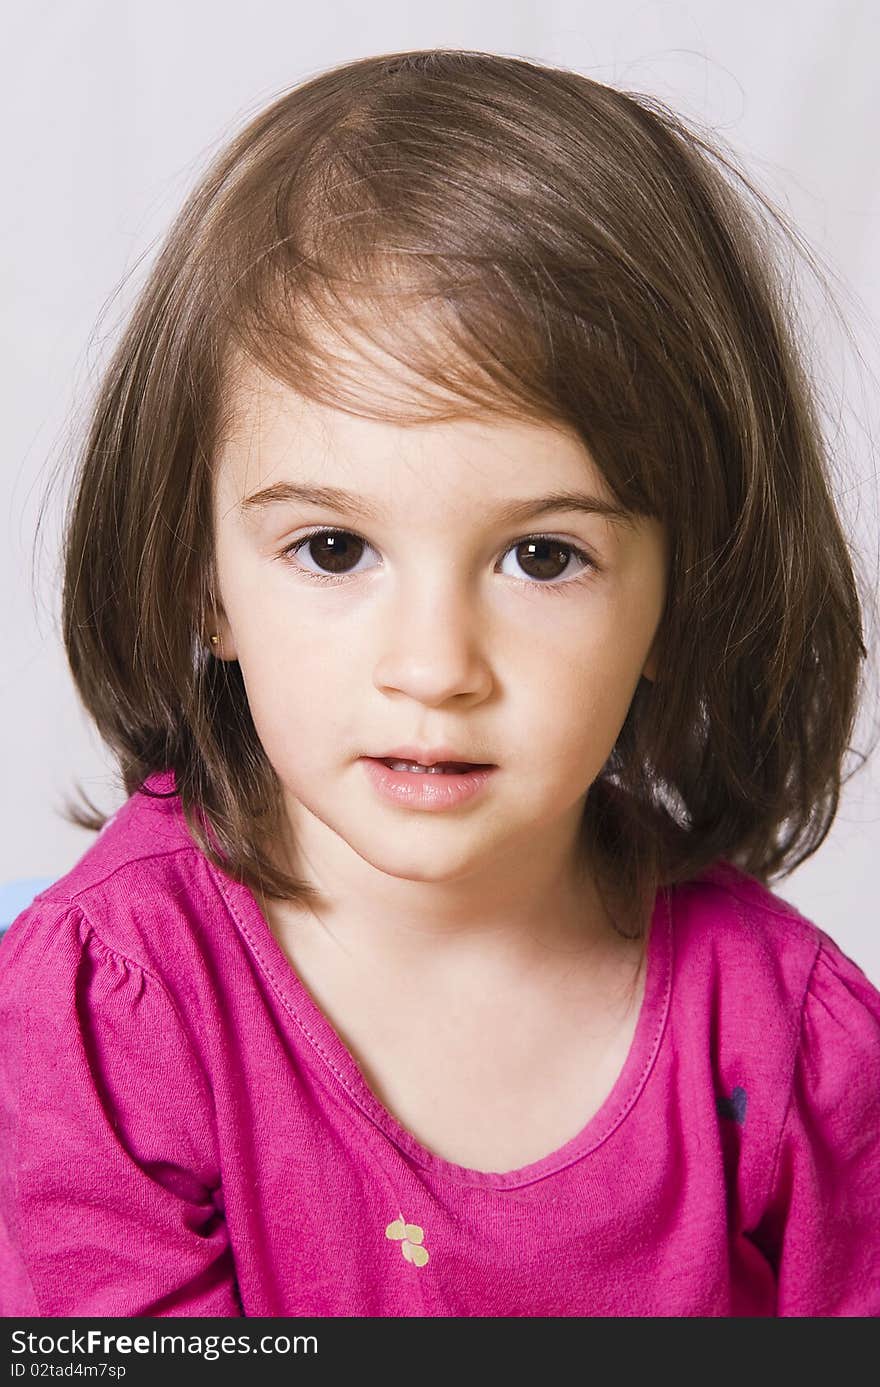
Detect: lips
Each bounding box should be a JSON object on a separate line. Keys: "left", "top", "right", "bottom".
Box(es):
{"left": 362, "top": 755, "right": 497, "bottom": 809}
{"left": 371, "top": 745, "right": 492, "bottom": 768}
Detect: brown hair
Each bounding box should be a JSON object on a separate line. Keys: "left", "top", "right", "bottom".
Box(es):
{"left": 44, "top": 47, "right": 878, "bottom": 940}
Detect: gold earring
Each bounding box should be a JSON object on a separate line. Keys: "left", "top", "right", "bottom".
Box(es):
{"left": 210, "top": 634, "right": 220, "bottom": 647}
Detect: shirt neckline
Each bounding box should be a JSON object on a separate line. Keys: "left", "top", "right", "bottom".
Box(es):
{"left": 220, "top": 871, "right": 673, "bottom": 1192}
{"left": 143, "top": 771, "right": 674, "bottom": 1191}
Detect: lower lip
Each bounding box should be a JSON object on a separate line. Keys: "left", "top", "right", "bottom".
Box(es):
{"left": 360, "top": 757, "right": 497, "bottom": 810}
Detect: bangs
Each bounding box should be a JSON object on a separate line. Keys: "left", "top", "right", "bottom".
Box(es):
{"left": 225, "top": 264, "right": 556, "bottom": 427}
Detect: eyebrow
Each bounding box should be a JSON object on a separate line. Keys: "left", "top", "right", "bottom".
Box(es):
{"left": 238, "top": 481, "right": 637, "bottom": 529}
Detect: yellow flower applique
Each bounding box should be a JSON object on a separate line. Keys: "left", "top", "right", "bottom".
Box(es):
{"left": 385, "top": 1216, "right": 430, "bottom": 1267}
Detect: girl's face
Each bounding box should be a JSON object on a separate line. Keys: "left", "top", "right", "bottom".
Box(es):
{"left": 211, "top": 362, "right": 667, "bottom": 898}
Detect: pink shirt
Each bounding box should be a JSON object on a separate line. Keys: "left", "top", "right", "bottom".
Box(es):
{"left": 1, "top": 770, "right": 878, "bottom": 1317}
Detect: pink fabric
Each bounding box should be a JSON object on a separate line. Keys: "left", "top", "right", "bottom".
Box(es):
{"left": 1, "top": 769, "right": 878, "bottom": 1317}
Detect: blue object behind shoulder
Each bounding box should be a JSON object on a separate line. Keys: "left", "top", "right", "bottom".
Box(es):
{"left": 0, "top": 878, "right": 56, "bottom": 938}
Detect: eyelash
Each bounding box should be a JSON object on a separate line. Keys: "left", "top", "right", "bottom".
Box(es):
{"left": 277, "top": 528, "right": 600, "bottom": 594}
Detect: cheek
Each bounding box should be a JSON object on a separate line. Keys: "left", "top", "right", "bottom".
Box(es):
{"left": 532, "top": 611, "right": 634, "bottom": 692}
{"left": 230, "top": 623, "right": 336, "bottom": 762}
{"left": 524, "top": 626, "right": 644, "bottom": 757}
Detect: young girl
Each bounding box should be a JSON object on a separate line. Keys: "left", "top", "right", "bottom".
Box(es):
{"left": 1, "top": 48, "right": 878, "bottom": 1319}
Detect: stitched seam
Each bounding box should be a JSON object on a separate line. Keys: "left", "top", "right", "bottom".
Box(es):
{"left": 554, "top": 884, "right": 674, "bottom": 1168}
{"left": 33, "top": 844, "right": 206, "bottom": 916}
{"left": 210, "top": 870, "right": 369, "bottom": 1109}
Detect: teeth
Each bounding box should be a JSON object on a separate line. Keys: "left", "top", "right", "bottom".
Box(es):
{"left": 384, "top": 759, "right": 464, "bottom": 774}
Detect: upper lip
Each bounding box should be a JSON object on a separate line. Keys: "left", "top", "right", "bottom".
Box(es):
{"left": 368, "top": 746, "right": 493, "bottom": 767}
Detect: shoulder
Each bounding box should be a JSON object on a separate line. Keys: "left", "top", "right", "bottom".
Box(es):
{"left": 667, "top": 858, "right": 880, "bottom": 1121}
{"left": 0, "top": 777, "right": 236, "bottom": 1112}
{"left": 666, "top": 859, "right": 880, "bottom": 1126}
{"left": 670, "top": 860, "right": 840, "bottom": 1028}
{"left": 0, "top": 771, "right": 233, "bottom": 991}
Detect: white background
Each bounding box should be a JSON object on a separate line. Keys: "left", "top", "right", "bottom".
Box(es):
{"left": 3, "top": 1, "right": 879, "bottom": 980}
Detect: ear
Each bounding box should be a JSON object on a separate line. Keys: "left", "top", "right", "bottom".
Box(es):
{"left": 206, "top": 611, "right": 238, "bottom": 662}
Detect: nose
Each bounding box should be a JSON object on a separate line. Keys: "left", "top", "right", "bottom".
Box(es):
{"left": 371, "top": 573, "right": 493, "bottom": 707}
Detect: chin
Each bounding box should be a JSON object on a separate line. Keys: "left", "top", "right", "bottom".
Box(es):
{"left": 356, "top": 841, "right": 492, "bottom": 885}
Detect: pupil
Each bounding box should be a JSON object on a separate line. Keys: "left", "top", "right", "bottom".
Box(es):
{"left": 312, "top": 532, "right": 363, "bottom": 573}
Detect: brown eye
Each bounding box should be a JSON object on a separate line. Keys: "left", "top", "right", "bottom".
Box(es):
{"left": 285, "top": 530, "right": 371, "bottom": 577}
{"left": 512, "top": 538, "right": 574, "bottom": 581}
{"left": 498, "top": 535, "right": 597, "bottom": 590}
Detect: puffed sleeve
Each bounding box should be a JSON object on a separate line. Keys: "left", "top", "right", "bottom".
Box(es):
{"left": 0, "top": 901, "right": 242, "bottom": 1316}
{"left": 751, "top": 933, "right": 880, "bottom": 1316}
